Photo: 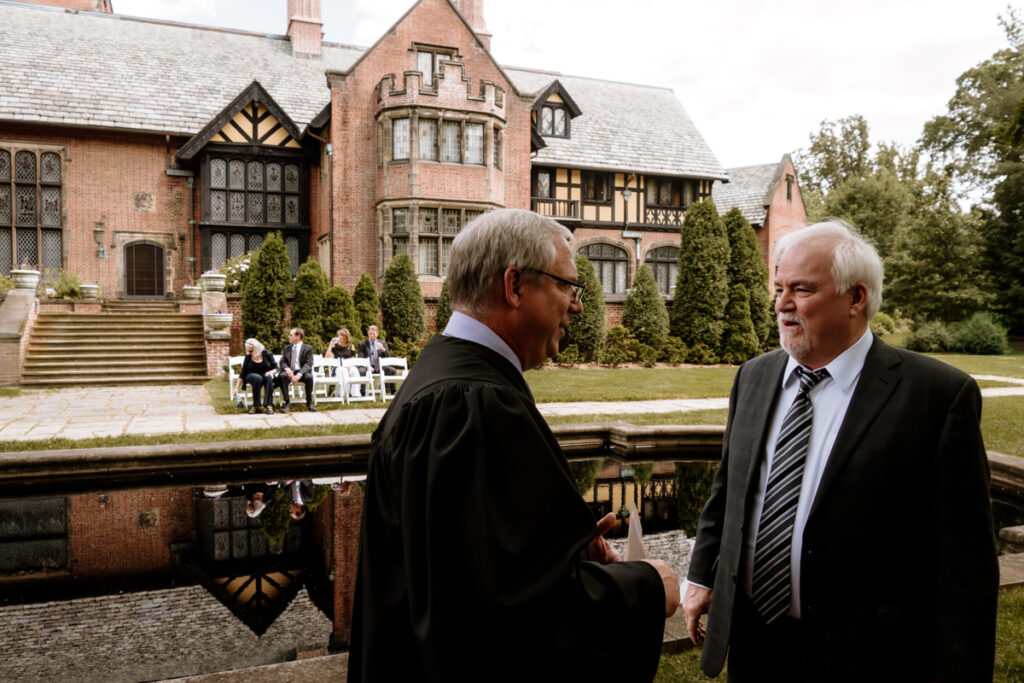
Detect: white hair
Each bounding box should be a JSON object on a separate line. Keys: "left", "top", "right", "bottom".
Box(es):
{"left": 774, "top": 220, "right": 884, "bottom": 320}
{"left": 448, "top": 209, "right": 572, "bottom": 316}
{"left": 244, "top": 338, "right": 265, "bottom": 356}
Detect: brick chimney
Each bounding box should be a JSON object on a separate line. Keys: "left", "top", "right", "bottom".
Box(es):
{"left": 450, "top": 0, "right": 492, "bottom": 51}
{"left": 287, "top": 0, "right": 322, "bottom": 57}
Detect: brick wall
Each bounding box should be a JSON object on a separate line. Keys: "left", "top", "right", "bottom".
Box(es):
{"left": 68, "top": 488, "right": 193, "bottom": 579}
{"left": 329, "top": 482, "right": 363, "bottom": 650}
{"left": 762, "top": 157, "right": 806, "bottom": 278}
{"left": 206, "top": 338, "right": 230, "bottom": 376}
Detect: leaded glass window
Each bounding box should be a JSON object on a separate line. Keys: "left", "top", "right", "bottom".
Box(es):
{"left": 418, "top": 51, "right": 435, "bottom": 87}
{"left": 441, "top": 209, "right": 461, "bottom": 234}
{"left": 230, "top": 234, "right": 245, "bottom": 257}
{"left": 392, "top": 208, "right": 409, "bottom": 233}
{"left": 441, "top": 121, "right": 461, "bottom": 162}
{"left": 493, "top": 128, "right": 502, "bottom": 170}
{"left": 285, "top": 236, "right": 299, "bottom": 276}
{"left": 392, "top": 236, "right": 408, "bottom": 258}
{"left": 419, "top": 238, "right": 438, "bottom": 275}
{"left": 539, "top": 105, "right": 568, "bottom": 137}
{"left": 421, "top": 208, "right": 438, "bottom": 234}
{"left": 535, "top": 171, "right": 551, "bottom": 198}
{"left": 393, "top": 118, "right": 410, "bottom": 161}
{"left": 581, "top": 243, "right": 628, "bottom": 294}
{"left": 0, "top": 145, "right": 63, "bottom": 273}
{"left": 442, "top": 237, "right": 453, "bottom": 276}
{"left": 465, "top": 123, "right": 484, "bottom": 164}
{"left": 205, "top": 154, "right": 304, "bottom": 229}
{"left": 646, "top": 246, "right": 679, "bottom": 295}
{"left": 419, "top": 119, "right": 438, "bottom": 161}
{"left": 211, "top": 233, "right": 227, "bottom": 267}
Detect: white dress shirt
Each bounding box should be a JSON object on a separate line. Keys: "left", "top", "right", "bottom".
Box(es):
{"left": 742, "top": 328, "right": 874, "bottom": 618}
{"left": 442, "top": 311, "right": 522, "bottom": 373}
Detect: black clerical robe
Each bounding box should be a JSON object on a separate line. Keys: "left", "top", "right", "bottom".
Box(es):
{"left": 348, "top": 335, "right": 666, "bottom": 682}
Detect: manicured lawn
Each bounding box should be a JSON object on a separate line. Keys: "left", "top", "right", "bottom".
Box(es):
{"left": 545, "top": 409, "right": 727, "bottom": 427}
{"left": 655, "top": 587, "right": 1024, "bottom": 682}
{"left": 983, "top": 397, "right": 1024, "bottom": 458}
{"left": 526, "top": 366, "right": 737, "bottom": 402}
{"left": 0, "top": 387, "right": 19, "bottom": 398}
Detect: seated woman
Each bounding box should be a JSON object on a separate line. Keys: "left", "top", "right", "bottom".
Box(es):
{"left": 233, "top": 338, "right": 278, "bottom": 414}
{"left": 325, "top": 328, "right": 362, "bottom": 398}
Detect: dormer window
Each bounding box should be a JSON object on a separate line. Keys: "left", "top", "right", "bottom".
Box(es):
{"left": 540, "top": 105, "right": 568, "bottom": 137}
{"left": 413, "top": 44, "right": 458, "bottom": 89}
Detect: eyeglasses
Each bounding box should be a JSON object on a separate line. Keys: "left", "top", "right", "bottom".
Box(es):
{"left": 534, "top": 269, "right": 585, "bottom": 304}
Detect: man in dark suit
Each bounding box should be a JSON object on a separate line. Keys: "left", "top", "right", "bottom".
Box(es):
{"left": 357, "top": 324, "right": 395, "bottom": 375}
{"left": 348, "top": 209, "right": 679, "bottom": 682}
{"left": 683, "top": 221, "right": 998, "bottom": 682}
{"left": 276, "top": 327, "right": 316, "bottom": 412}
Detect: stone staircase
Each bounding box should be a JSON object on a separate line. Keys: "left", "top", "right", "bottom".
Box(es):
{"left": 21, "top": 304, "right": 209, "bottom": 387}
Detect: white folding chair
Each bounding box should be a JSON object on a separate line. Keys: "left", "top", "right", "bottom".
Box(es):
{"left": 378, "top": 356, "right": 409, "bottom": 401}
{"left": 228, "top": 356, "right": 248, "bottom": 408}
{"left": 342, "top": 357, "right": 376, "bottom": 403}
{"left": 313, "top": 355, "right": 343, "bottom": 404}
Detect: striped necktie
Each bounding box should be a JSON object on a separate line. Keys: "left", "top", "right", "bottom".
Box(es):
{"left": 751, "top": 366, "right": 830, "bottom": 623}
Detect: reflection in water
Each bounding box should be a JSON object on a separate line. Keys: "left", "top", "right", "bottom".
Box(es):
{"left": 0, "top": 462, "right": 1017, "bottom": 680}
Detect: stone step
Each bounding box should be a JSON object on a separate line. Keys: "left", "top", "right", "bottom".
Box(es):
{"left": 23, "top": 358, "right": 207, "bottom": 370}
{"left": 19, "top": 374, "right": 210, "bottom": 387}
{"left": 20, "top": 364, "right": 208, "bottom": 377}
{"left": 27, "top": 343, "right": 204, "bottom": 354}
{"left": 35, "top": 314, "right": 203, "bottom": 324}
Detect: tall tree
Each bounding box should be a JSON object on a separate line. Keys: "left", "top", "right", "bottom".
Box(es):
{"left": 323, "top": 285, "right": 360, "bottom": 343}
{"left": 380, "top": 253, "right": 426, "bottom": 344}
{"left": 796, "top": 114, "right": 872, "bottom": 194}
{"left": 670, "top": 200, "right": 730, "bottom": 352}
{"left": 290, "top": 258, "right": 330, "bottom": 352}
{"left": 434, "top": 278, "right": 452, "bottom": 333}
{"left": 723, "top": 208, "right": 771, "bottom": 346}
{"left": 719, "top": 284, "right": 761, "bottom": 364}
{"left": 622, "top": 264, "right": 668, "bottom": 346}
{"left": 563, "top": 254, "right": 605, "bottom": 361}
{"left": 353, "top": 272, "right": 379, "bottom": 337}
{"left": 241, "top": 231, "right": 290, "bottom": 351}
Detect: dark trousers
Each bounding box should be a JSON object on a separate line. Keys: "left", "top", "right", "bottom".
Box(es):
{"left": 727, "top": 594, "right": 805, "bottom": 683}
{"left": 276, "top": 372, "right": 314, "bottom": 406}
{"left": 243, "top": 372, "right": 274, "bottom": 408}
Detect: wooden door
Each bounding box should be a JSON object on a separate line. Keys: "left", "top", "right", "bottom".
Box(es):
{"left": 125, "top": 242, "right": 164, "bottom": 297}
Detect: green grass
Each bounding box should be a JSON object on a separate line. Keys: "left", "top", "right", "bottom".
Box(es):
{"left": 526, "top": 366, "right": 737, "bottom": 402}
{"left": 977, "top": 380, "right": 1023, "bottom": 389}
{"left": 881, "top": 334, "right": 1024, "bottom": 378}
{"left": 983, "top": 397, "right": 1024, "bottom": 458}
{"left": 545, "top": 409, "right": 728, "bottom": 427}
{"left": 0, "top": 387, "right": 20, "bottom": 398}
{"left": 656, "top": 587, "right": 1024, "bottom": 682}
{"left": 210, "top": 378, "right": 389, "bottom": 415}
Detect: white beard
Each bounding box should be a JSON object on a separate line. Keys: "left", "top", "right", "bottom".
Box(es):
{"left": 778, "top": 314, "right": 810, "bottom": 360}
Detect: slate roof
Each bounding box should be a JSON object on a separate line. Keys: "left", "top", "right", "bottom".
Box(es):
{"left": 506, "top": 68, "right": 727, "bottom": 180}
{"left": 0, "top": 1, "right": 727, "bottom": 181}
{"left": 712, "top": 161, "right": 783, "bottom": 226}
{"left": 0, "top": 1, "right": 362, "bottom": 135}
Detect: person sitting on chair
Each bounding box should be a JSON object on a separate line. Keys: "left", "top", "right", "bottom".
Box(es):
{"left": 326, "top": 327, "right": 363, "bottom": 398}
{"left": 233, "top": 338, "right": 277, "bottom": 414}
{"left": 357, "top": 325, "right": 395, "bottom": 375}
{"left": 276, "top": 327, "right": 317, "bottom": 412}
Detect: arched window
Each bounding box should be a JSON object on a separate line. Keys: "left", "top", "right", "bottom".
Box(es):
{"left": 646, "top": 246, "right": 679, "bottom": 295}
{"left": 581, "top": 243, "right": 628, "bottom": 294}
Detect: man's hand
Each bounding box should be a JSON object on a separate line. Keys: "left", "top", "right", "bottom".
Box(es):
{"left": 641, "top": 559, "right": 680, "bottom": 617}
{"left": 587, "top": 512, "right": 622, "bottom": 564}
{"left": 683, "top": 583, "right": 713, "bottom": 644}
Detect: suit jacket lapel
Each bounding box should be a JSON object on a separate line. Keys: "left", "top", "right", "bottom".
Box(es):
{"left": 741, "top": 351, "right": 789, "bottom": 496}
{"left": 808, "top": 336, "right": 902, "bottom": 519}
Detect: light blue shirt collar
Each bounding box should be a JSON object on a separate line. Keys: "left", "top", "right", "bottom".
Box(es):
{"left": 783, "top": 327, "right": 873, "bottom": 393}
{"left": 442, "top": 311, "right": 523, "bottom": 373}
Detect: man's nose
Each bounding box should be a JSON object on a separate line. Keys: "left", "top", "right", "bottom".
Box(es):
{"left": 569, "top": 299, "right": 583, "bottom": 315}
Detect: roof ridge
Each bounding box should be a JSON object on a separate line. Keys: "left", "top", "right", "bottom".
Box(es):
{"left": 503, "top": 65, "right": 674, "bottom": 92}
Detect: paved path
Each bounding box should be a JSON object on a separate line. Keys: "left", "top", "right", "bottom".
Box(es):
{"left": 0, "top": 375, "right": 1019, "bottom": 443}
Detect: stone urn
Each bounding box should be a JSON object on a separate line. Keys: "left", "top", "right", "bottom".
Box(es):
{"left": 181, "top": 285, "right": 201, "bottom": 300}
{"left": 80, "top": 283, "right": 100, "bottom": 298}
{"left": 205, "top": 312, "right": 233, "bottom": 331}
{"left": 10, "top": 269, "right": 40, "bottom": 291}
{"left": 200, "top": 272, "right": 227, "bottom": 292}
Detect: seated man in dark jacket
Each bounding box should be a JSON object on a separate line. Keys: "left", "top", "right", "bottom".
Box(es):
{"left": 357, "top": 324, "right": 396, "bottom": 375}
{"left": 276, "top": 327, "right": 316, "bottom": 412}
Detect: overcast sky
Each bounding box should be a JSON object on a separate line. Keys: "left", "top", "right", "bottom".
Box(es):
{"left": 115, "top": 0, "right": 1018, "bottom": 170}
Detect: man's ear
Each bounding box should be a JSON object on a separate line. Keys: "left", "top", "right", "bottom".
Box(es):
{"left": 503, "top": 266, "right": 524, "bottom": 309}
{"left": 849, "top": 283, "right": 868, "bottom": 316}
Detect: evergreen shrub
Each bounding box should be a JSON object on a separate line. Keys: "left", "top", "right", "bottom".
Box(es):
{"left": 687, "top": 343, "right": 720, "bottom": 365}
{"left": 555, "top": 343, "right": 583, "bottom": 366}
{"left": 870, "top": 311, "right": 897, "bottom": 335}
{"left": 570, "top": 459, "right": 605, "bottom": 495}
{"left": 51, "top": 269, "right": 82, "bottom": 299}
{"left": 658, "top": 336, "right": 689, "bottom": 364}
{"left": 435, "top": 278, "right": 452, "bottom": 333}
{"left": 724, "top": 207, "right": 772, "bottom": 345}
{"left": 290, "top": 258, "right": 330, "bottom": 353}
{"left": 720, "top": 284, "right": 761, "bottom": 364}
{"left": 951, "top": 312, "right": 1010, "bottom": 355}
{"left": 603, "top": 325, "right": 640, "bottom": 367}
{"left": 670, "top": 200, "right": 730, "bottom": 351}
{"left": 323, "top": 285, "right": 360, "bottom": 343}
{"left": 563, "top": 255, "right": 605, "bottom": 360}
{"left": 381, "top": 253, "right": 426, "bottom": 344}
{"left": 353, "top": 273, "right": 379, "bottom": 336}
{"left": 905, "top": 321, "right": 954, "bottom": 353}
{"left": 622, "top": 264, "right": 669, "bottom": 345}
{"left": 241, "top": 231, "right": 291, "bottom": 351}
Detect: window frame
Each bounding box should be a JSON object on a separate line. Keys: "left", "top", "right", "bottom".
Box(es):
{"left": 0, "top": 143, "right": 66, "bottom": 275}
{"left": 645, "top": 245, "right": 679, "bottom": 296}
{"left": 412, "top": 44, "right": 458, "bottom": 90}
{"left": 580, "top": 242, "right": 629, "bottom": 295}
{"left": 582, "top": 171, "right": 612, "bottom": 204}
{"left": 392, "top": 117, "right": 410, "bottom": 161}
{"left": 539, "top": 104, "right": 569, "bottom": 138}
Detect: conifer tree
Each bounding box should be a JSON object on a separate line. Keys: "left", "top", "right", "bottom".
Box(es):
{"left": 381, "top": 253, "right": 426, "bottom": 344}
{"left": 241, "top": 231, "right": 291, "bottom": 351}
{"left": 720, "top": 284, "right": 762, "bottom": 364}
{"left": 290, "top": 258, "right": 329, "bottom": 352}
{"left": 670, "top": 200, "right": 730, "bottom": 353}
{"left": 353, "top": 272, "right": 379, "bottom": 336}
{"left": 323, "top": 285, "right": 360, "bottom": 342}
{"left": 563, "top": 254, "right": 605, "bottom": 360}
{"left": 435, "top": 278, "right": 452, "bottom": 333}
{"left": 622, "top": 264, "right": 669, "bottom": 346}
{"left": 723, "top": 207, "right": 772, "bottom": 346}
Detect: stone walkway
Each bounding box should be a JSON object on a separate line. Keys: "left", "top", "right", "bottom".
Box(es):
{"left": 0, "top": 375, "right": 1019, "bottom": 443}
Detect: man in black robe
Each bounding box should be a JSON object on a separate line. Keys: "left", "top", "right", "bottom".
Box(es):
{"left": 348, "top": 209, "right": 678, "bottom": 682}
